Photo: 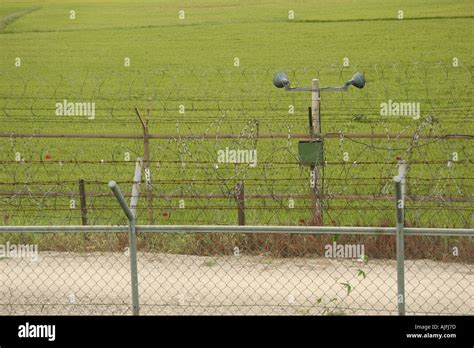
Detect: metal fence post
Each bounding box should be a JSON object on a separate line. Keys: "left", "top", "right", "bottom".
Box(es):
{"left": 394, "top": 176, "right": 405, "bottom": 315}
{"left": 78, "top": 179, "right": 87, "bottom": 225}
{"left": 108, "top": 180, "right": 140, "bottom": 316}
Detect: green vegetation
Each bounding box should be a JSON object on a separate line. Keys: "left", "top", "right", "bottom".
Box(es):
{"left": 0, "top": 1, "right": 472, "bottom": 242}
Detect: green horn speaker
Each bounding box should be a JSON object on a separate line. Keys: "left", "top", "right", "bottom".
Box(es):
{"left": 272, "top": 71, "right": 290, "bottom": 88}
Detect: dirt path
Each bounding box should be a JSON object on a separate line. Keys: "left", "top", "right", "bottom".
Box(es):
{"left": 0, "top": 252, "right": 472, "bottom": 315}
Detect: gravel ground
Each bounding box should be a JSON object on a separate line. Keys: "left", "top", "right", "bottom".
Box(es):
{"left": 0, "top": 252, "right": 472, "bottom": 315}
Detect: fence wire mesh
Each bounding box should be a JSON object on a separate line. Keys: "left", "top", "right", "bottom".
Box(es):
{"left": 0, "top": 231, "right": 472, "bottom": 315}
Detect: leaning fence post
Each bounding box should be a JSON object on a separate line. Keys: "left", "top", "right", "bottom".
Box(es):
{"left": 135, "top": 106, "right": 154, "bottom": 225}
{"left": 394, "top": 176, "right": 405, "bottom": 315}
{"left": 78, "top": 179, "right": 87, "bottom": 225}
{"left": 109, "top": 180, "right": 140, "bottom": 316}
{"left": 236, "top": 182, "right": 245, "bottom": 225}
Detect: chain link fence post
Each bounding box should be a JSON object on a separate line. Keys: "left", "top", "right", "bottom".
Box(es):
{"left": 108, "top": 180, "right": 140, "bottom": 316}
{"left": 394, "top": 176, "right": 405, "bottom": 315}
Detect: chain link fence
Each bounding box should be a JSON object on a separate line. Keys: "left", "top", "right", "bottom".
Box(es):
{"left": 0, "top": 226, "right": 472, "bottom": 315}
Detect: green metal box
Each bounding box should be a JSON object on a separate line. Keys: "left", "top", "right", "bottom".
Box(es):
{"left": 298, "top": 140, "right": 324, "bottom": 166}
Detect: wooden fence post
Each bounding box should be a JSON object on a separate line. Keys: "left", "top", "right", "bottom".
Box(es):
{"left": 135, "top": 104, "right": 154, "bottom": 224}
{"left": 309, "top": 79, "right": 323, "bottom": 226}
{"left": 236, "top": 182, "right": 245, "bottom": 225}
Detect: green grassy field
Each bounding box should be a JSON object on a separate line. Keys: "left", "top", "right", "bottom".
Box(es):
{"left": 0, "top": 0, "right": 472, "bottom": 236}
{"left": 0, "top": 0, "right": 472, "bottom": 72}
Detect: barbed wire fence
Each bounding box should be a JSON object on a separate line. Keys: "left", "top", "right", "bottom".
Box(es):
{"left": 0, "top": 62, "right": 472, "bottom": 228}
{"left": 0, "top": 62, "right": 472, "bottom": 315}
